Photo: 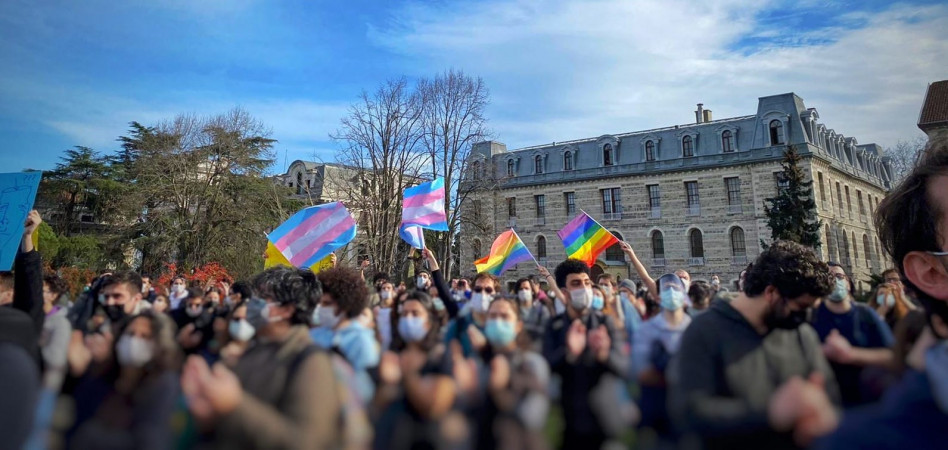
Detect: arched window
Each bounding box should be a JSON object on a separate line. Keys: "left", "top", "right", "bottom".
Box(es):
{"left": 603, "top": 143, "right": 614, "bottom": 166}
{"left": 682, "top": 135, "right": 694, "bottom": 157}
{"left": 852, "top": 231, "right": 859, "bottom": 267}
{"left": 722, "top": 130, "right": 734, "bottom": 153}
{"left": 769, "top": 120, "right": 784, "bottom": 145}
{"left": 472, "top": 239, "right": 482, "bottom": 258}
{"left": 651, "top": 230, "right": 665, "bottom": 262}
{"left": 730, "top": 227, "right": 746, "bottom": 257}
{"left": 645, "top": 140, "right": 655, "bottom": 161}
{"left": 534, "top": 155, "right": 543, "bottom": 174}
{"left": 507, "top": 159, "right": 515, "bottom": 177}
{"left": 537, "top": 236, "right": 547, "bottom": 258}
{"left": 840, "top": 230, "right": 850, "bottom": 263}
{"left": 296, "top": 172, "right": 304, "bottom": 195}
{"left": 605, "top": 232, "right": 624, "bottom": 261}
{"left": 471, "top": 161, "right": 481, "bottom": 180}
{"left": 825, "top": 225, "right": 835, "bottom": 262}
{"left": 863, "top": 234, "right": 871, "bottom": 268}
{"left": 689, "top": 229, "right": 704, "bottom": 258}
{"left": 563, "top": 151, "right": 573, "bottom": 171}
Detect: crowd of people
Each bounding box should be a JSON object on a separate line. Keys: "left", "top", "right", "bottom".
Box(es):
{"left": 2, "top": 133, "right": 948, "bottom": 450}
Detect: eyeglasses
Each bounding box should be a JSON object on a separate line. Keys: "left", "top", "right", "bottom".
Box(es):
{"left": 473, "top": 286, "right": 495, "bottom": 294}
{"left": 928, "top": 251, "right": 948, "bottom": 256}
{"left": 832, "top": 273, "right": 847, "bottom": 280}
{"left": 884, "top": 277, "right": 902, "bottom": 284}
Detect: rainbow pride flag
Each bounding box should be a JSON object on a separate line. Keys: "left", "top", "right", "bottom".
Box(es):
{"left": 268, "top": 202, "right": 357, "bottom": 268}
{"left": 400, "top": 177, "right": 449, "bottom": 249}
{"left": 474, "top": 229, "right": 534, "bottom": 276}
{"left": 557, "top": 211, "right": 618, "bottom": 267}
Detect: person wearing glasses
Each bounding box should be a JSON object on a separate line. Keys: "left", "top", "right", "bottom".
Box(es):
{"left": 881, "top": 267, "right": 923, "bottom": 309}
{"left": 443, "top": 272, "right": 500, "bottom": 358}
{"left": 810, "top": 263, "right": 895, "bottom": 408}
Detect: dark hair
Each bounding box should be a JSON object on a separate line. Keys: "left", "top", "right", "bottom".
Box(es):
{"left": 115, "top": 310, "right": 181, "bottom": 373}
{"left": 140, "top": 272, "right": 151, "bottom": 280}
{"left": 881, "top": 268, "right": 900, "bottom": 280}
{"left": 230, "top": 281, "right": 253, "bottom": 301}
{"left": 744, "top": 241, "right": 834, "bottom": 299}
{"left": 688, "top": 280, "right": 712, "bottom": 308}
{"left": 473, "top": 272, "right": 502, "bottom": 292}
{"left": 554, "top": 258, "right": 589, "bottom": 289}
{"left": 392, "top": 290, "right": 442, "bottom": 351}
{"left": 0, "top": 272, "right": 12, "bottom": 291}
{"left": 514, "top": 278, "right": 532, "bottom": 293}
{"left": 252, "top": 266, "right": 323, "bottom": 325}
{"left": 875, "top": 133, "right": 948, "bottom": 328}
{"left": 317, "top": 266, "right": 369, "bottom": 319}
{"left": 489, "top": 295, "right": 523, "bottom": 321}
{"left": 372, "top": 272, "right": 390, "bottom": 284}
{"left": 100, "top": 271, "right": 144, "bottom": 295}
{"left": 43, "top": 273, "right": 68, "bottom": 296}
{"left": 826, "top": 262, "right": 855, "bottom": 294}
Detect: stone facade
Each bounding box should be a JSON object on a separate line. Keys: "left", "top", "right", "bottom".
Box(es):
{"left": 460, "top": 93, "right": 894, "bottom": 293}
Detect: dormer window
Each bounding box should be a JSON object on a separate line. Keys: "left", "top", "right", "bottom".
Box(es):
{"left": 722, "top": 130, "right": 734, "bottom": 153}
{"left": 534, "top": 155, "right": 544, "bottom": 174}
{"left": 682, "top": 135, "right": 694, "bottom": 157}
{"left": 507, "top": 159, "right": 515, "bottom": 177}
{"left": 645, "top": 140, "right": 655, "bottom": 161}
{"left": 563, "top": 151, "right": 573, "bottom": 171}
{"left": 769, "top": 120, "right": 784, "bottom": 145}
{"left": 603, "top": 143, "right": 614, "bottom": 166}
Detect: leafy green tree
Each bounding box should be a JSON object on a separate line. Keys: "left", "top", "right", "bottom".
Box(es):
{"left": 38, "top": 146, "right": 123, "bottom": 236}
{"left": 763, "top": 147, "right": 823, "bottom": 249}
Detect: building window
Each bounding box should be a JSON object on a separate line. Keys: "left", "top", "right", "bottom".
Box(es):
{"left": 836, "top": 182, "right": 844, "bottom": 216}
{"left": 685, "top": 181, "right": 700, "bottom": 216}
{"left": 852, "top": 231, "right": 859, "bottom": 266}
{"left": 841, "top": 231, "right": 850, "bottom": 264}
{"left": 682, "top": 135, "right": 694, "bottom": 157}
{"left": 565, "top": 192, "right": 576, "bottom": 216}
{"left": 689, "top": 229, "right": 705, "bottom": 258}
{"left": 296, "top": 172, "right": 304, "bottom": 195}
{"left": 507, "top": 197, "right": 517, "bottom": 217}
{"left": 603, "top": 144, "right": 614, "bottom": 166}
{"left": 472, "top": 199, "right": 482, "bottom": 224}
{"left": 818, "top": 172, "right": 827, "bottom": 206}
{"left": 645, "top": 140, "right": 655, "bottom": 161}
{"left": 725, "top": 177, "right": 741, "bottom": 213}
{"left": 845, "top": 186, "right": 852, "bottom": 217}
{"left": 730, "top": 227, "right": 747, "bottom": 257}
{"left": 537, "top": 236, "right": 547, "bottom": 258}
{"left": 472, "top": 239, "right": 482, "bottom": 258}
{"left": 534, "top": 155, "right": 544, "bottom": 174}
{"left": 722, "top": 130, "right": 734, "bottom": 153}
{"left": 535, "top": 195, "right": 545, "bottom": 224}
{"left": 825, "top": 225, "right": 834, "bottom": 261}
{"left": 863, "top": 234, "right": 871, "bottom": 268}
{"left": 605, "top": 232, "right": 624, "bottom": 261}
{"left": 601, "top": 188, "right": 621, "bottom": 219}
{"left": 471, "top": 161, "right": 481, "bottom": 180}
{"left": 651, "top": 230, "right": 665, "bottom": 261}
{"left": 775, "top": 173, "right": 789, "bottom": 193}
{"left": 563, "top": 151, "right": 573, "bottom": 171}
{"left": 769, "top": 119, "right": 784, "bottom": 145}
{"left": 507, "top": 159, "right": 515, "bottom": 177}
{"left": 647, "top": 184, "right": 661, "bottom": 218}
{"left": 857, "top": 191, "right": 865, "bottom": 216}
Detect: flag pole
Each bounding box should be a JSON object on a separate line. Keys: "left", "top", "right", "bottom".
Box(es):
{"left": 511, "top": 227, "right": 541, "bottom": 267}
{"left": 579, "top": 209, "right": 621, "bottom": 242}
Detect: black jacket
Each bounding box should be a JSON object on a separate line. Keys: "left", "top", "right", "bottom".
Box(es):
{"left": 0, "top": 250, "right": 44, "bottom": 366}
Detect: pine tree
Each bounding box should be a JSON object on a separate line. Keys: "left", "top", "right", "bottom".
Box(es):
{"left": 763, "top": 147, "right": 823, "bottom": 249}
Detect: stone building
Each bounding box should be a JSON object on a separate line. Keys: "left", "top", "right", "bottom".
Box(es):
{"left": 276, "top": 160, "right": 360, "bottom": 204}
{"left": 918, "top": 80, "right": 948, "bottom": 137}
{"left": 460, "top": 93, "right": 895, "bottom": 293}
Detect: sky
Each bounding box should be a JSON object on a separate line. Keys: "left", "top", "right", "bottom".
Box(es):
{"left": 1, "top": 0, "right": 946, "bottom": 173}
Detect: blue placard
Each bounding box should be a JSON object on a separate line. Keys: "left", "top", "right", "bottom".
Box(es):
{"left": 0, "top": 172, "right": 42, "bottom": 270}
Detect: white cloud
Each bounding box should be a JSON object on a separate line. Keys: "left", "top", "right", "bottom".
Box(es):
{"left": 372, "top": 0, "right": 948, "bottom": 149}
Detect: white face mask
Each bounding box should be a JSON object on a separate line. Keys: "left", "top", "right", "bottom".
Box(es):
{"left": 598, "top": 284, "right": 613, "bottom": 297}
{"left": 186, "top": 305, "right": 203, "bottom": 318}
{"left": 380, "top": 290, "right": 392, "bottom": 300}
{"left": 517, "top": 289, "right": 533, "bottom": 303}
{"left": 416, "top": 277, "right": 428, "bottom": 289}
{"left": 471, "top": 291, "right": 493, "bottom": 313}
{"left": 229, "top": 319, "right": 256, "bottom": 342}
{"left": 314, "top": 304, "right": 340, "bottom": 329}
{"left": 172, "top": 284, "right": 186, "bottom": 295}
{"left": 116, "top": 335, "right": 154, "bottom": 368}
{"left": 569, "top": 287, "right": 593, "bottom": 311}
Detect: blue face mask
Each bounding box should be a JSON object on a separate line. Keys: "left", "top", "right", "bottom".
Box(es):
{"left": 484, "top": 319, "right": 517, "bottom": 347}
{"left": 335, "top": 323, "right": 380, "bottom": 371}
{"left": 660, "top": 289, "right": 685, "bottom": 311}
{"left": 591, "top": 295, "right": 605, "bottom": 311}
{"left": 828, "top": 279, "right": 849, "bottom": 302}
{"left": 398, "top": 316, "right": 429, "bottom": 343}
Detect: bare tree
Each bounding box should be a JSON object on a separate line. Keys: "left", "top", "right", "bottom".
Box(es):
{"left": 418, "top": 69, "right": 491, "bottom": 277}
{"left": 882, "top": 136, "right": 927, "bottom": 183}
{"left": 331, "top": 78, "right": 426, "bottom": 277}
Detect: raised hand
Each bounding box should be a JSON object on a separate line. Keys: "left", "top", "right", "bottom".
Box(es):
{"left": 566, "top": 319, "right": 587, "bottom": 358}
{"left": 822, "top": 329, "right": 854, "bottom": 364}
{"left": 537, "top": 265, "right": 552, "bottom": 279}
{"left": 467, "top": 326, "right": 487, "bottom": 353}
{"left": 378, "top": 351, "right": 402, "bottom": 385}
{"left": 422, "top": 247, "right": 440, "bottom": 271}
{"left": 588, "top": 324, "right": 612, "bottom": 363}
{"left": 489, "top": 355, "right": 511, "bottom": 391}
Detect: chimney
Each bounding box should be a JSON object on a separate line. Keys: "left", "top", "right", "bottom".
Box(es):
{"left": 703, "top": 109, "right": 712, "bottom": 122}
{"left": 695, "top": 103, "right": 704, "bottom": 123}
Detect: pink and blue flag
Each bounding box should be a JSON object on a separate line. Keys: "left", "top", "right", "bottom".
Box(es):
{"left": 399, "top": 177, "right": 449, "bottom": 249}
{"left": 268, "top": 202, "right": 357, "bottom": 268}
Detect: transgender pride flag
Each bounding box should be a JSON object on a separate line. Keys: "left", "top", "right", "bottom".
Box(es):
{"left": 268, "top": 202, "right": 357, "bottom": 268}
{"left": 399, "top": 177, "right": 449, "bottom": 249}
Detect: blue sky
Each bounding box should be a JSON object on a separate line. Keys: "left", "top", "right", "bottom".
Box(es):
{"left": 1, "top": 0, "right": 945, "bottom": 173}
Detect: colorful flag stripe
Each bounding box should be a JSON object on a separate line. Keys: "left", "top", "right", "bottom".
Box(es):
{"left": 474, "top": 230, "right": 533, "bottom": 276}
{"left": 271, "top": 202, "right": 344, "bottom": 248}
{"left": 401, "top": 177, "right": 449, "bottom": 232}
{"left": 267, "top": 202, "right": 358, "bottom": 270}
{"left": 557, "top": 212, "right": 618, "bottom": 267}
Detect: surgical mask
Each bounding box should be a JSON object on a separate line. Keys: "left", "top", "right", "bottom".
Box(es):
{"left": 398, "top": 316, "right": 428, "bottom": 342}
{"left": 517, "top": 289, "right": 533, "bottom": 304}
{"left": 229, "top": 319, "right": 256, "bottom": 342}
{"left": 186, "top": 306, "right": 203, "bottom": 318}
{"left": 172, "top": 284, "right": 186, "bottom": 295}
{"left": 416, "top": 277, "right": 428, "bottom": 289}
{"left": 765, "top": 297, "right": 808, "bottom": 330}
{"left": 246, "top": 298, "right": 278, "bottom": 329}
{"left": 620, "top": 292, "right": 631, "bottom": 304}
{"left": 433, "top": 298, "right": 446, "bottom": 312}
{"left": 471, "top": 292, "right": 493, "bottom": 313}
{"left": 599, "top": 284, "right": 613, "bottom": 297}
{"left": 314, "top": 304, "right": 340, "bottom": 329}
{"left": 878, "top": 294, "right": 896, "bottom": 308}
{"left": 711, "top": 279, "right": 720, "bottom": 287}
{"left": 828, "top": 279, "right": 848, "bottom": 303}
{"left": 485, "top": 319, "right": 517, "bottom": 347}
{"left": 660, "top": 289, "right": 685, "bottom": 311}
{"left": 115, "top": 335, "right": 153, "bottom": 368}
{"left": 224, "top": 296, "right": 234, "bottom": 307}
{"left": 380, "top": 290, "right": 392, "bottom": 300}
{"left": 591, "top": 295, "right": 605, "bottom": 311}
{"left": 569, "top": 287, "right": 593, "bottom": 311}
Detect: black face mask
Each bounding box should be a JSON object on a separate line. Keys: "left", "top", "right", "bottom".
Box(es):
{"left": 104, "top": 304, "right": 127, "bottom": 322}
{"left": 765, "top": 297, "right": 808, "bottom": 330}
